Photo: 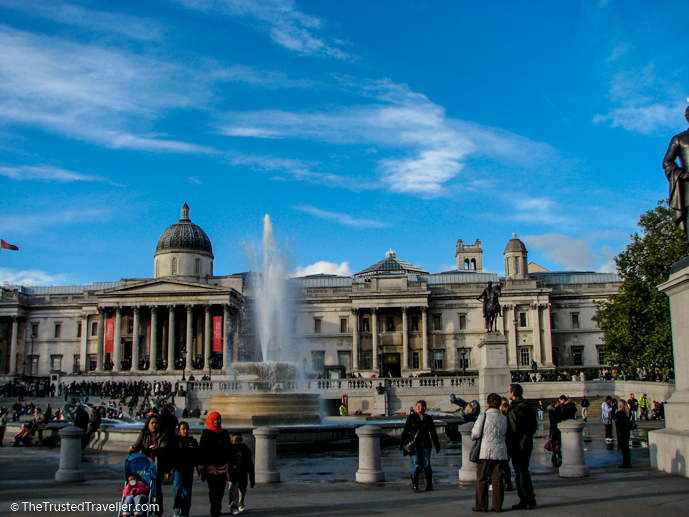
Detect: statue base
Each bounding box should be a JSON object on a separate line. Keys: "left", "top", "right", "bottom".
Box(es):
{"left": 478, "top": 332, "right": 511, "bottom": 402}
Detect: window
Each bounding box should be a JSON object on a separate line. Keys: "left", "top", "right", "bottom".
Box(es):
{"left": 571, "top": 313, "right": 580, "bottom": 329}
{"left": 551, "top": 313, "right": 557, "bottom": 329}
{"left": 73, "top": 355, "right": 80, "bottom": 374}
{"left": 433, "top": 351, "right": 444, "bottom": 369}
{"left": 29, "top": 356, "right": 39, "bottom": 376}
{"left": 412, "top": 351, "right": 420, "bottom": 369}
{"left": 518, "top": 347, "right": 531, "bottom": 366}
{"left": 572, "top": 347, "right": 583, "bottom": 366}
{"left": 88, "top": 355, "right": 97, "bottom": 372}
{"left": 31, "top": 323, "right": 39, "bottom": 337}
{"left": 515, "top": 256, "right": 521, "bottom": 274}
{"left": 458, "top": 348, "right": 471, "bottom": 370}
{"left": 362, "top": 317, "right": 370, "bottom": 332}
{"left": 172, "top": 257, "right": 178, "bottom": 275}
{"left": 458, "top": 314, "right": 467, "bottom": 330}
{"left": 195, "top": 258, "right": 201, "bottom": 275}
{"left": 433, "top": 315, "right": 442, "bottom": 331}
{"left": 340, "top": 318, "right": 348, "bottom": 333}
{"left": 311, "top": 351, "right": 325, "bottom": 372}
{"left": 77, "top": 321, "right": 82, "bottom": 338}
{"left": 386, "top": 317, "right": 394, "bottom": 332}
{"left": 54, "top": 323, "right": 61, "bottom": 339}
{"left": 91, "top": 321, "right": 98, "bottom": 337}
{"left": 50, "top": 355, "right": 62, "bottom": 372}
{"left": 314, "top": 318, "right": 322, "bottom": 334}
{"left": 363, "top": 352, "right": 372, "bottom": 370}
{"left": 598, "top": 347, "right": 607, "bottom": 365}
{"left": 519, "top": 312, "right": 527, "bottom": 328}
{"left": 338, "top": 351, "right": 351, "bottom": 371}
{"left": 411, "top": 316, "right": 419, "bottom": 332}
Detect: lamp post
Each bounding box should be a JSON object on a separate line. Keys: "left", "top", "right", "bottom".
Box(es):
{"left": 459, "top": 348, "right": 468, "bottom": 376}
{"left": 513, "top": 317, "right": 519, "bottom": 376}
{"left": 29, "top": 332, "right": 36, "bottom": 378}
{"left": 181, "top": 348, "right": 187, "bottom": 381}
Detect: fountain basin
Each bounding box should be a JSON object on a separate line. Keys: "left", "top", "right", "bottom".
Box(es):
{"left": 210, "top": 392, "right": 322, "bottom": 426}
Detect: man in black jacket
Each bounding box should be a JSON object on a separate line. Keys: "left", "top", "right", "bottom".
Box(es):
{"left": 507, "top": 384, "right": 537, "bottom": 510}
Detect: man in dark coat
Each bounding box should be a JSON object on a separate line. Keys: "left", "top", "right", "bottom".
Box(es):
{"left": 663, "top": 106, "right": 689, "bottom": 240}
{"left": 507, "top": 384, "right": 538, "bottom": 510}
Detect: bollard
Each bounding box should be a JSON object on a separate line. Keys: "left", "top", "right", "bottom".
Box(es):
{"left": 55, "top": 426, "right": 85, "bottom": 483}
{"left": 253, "top": 427, "right": 280, "bottom": 483}
{"left": 458, "top": 421, "right": 478, "bottom": 483}
{"left": 355, "top": 425, "right": 385, "bottom": 483}
{"left": 558, "top": 420, "right": 589, "bottom": 478}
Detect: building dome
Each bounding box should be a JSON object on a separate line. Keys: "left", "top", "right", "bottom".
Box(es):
{"left": 504, "top": 232, "right": 527, "bottom": 254}
{"left": 155, "top": 203, "right": 213, "bottom": 258}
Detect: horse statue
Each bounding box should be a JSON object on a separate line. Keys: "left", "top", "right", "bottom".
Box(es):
{"left": 478, "top": 282, "right": 502, "bottom": 332}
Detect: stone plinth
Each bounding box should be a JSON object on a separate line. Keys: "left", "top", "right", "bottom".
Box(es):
{"left": 458, "top": 421, "right": 478, "bottom": 483}
{"left": 651, "top": 265, "right": 689, "bottom": 477}
{"left": 210, "top": 393, "right": 322, "bottom": 426}
{"left": 254, "top": 427, "right": 280, "bottom": 483}
{"left": 558, "top": 420, "right": 589, "bottom": 478}
{"left": 55, "top": 426, "right": 85, "bottom": 483}
{"left": 478, "top": 332, "right": 511, "bottom": 402}
{"left": 355, "top": 425, "right": 385, "bottom": 483}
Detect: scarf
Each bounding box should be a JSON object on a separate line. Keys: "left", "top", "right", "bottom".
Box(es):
{"left": 206, "top": 412, "right": 222, "bottom": 434}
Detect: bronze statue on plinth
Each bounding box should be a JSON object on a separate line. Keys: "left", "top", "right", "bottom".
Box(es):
{"left": 663, "top": 106, "right": 689, "bottom": 241}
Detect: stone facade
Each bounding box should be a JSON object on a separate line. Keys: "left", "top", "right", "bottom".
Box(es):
{"left": 0, "top": 206, "right": 620, "bottom": 382}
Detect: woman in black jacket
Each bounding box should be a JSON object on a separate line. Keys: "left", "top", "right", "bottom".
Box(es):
{"left": 400, "top": 400, "right": 440, "bottom": 493}
{"left": 199, "top": 412, "right": 235, "bottom": 517}
{"left": 614, "top": 400, "right": 632, "bottom": 468}
{"left": 170, "top": 421, "right": 200, "bottom": 517}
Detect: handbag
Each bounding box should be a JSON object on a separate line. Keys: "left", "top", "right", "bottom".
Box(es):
{"left": 544, "top": 439, "right": 560, "bottom": 453}
{"left": 402, "top": 426, "right": 421, "bottom": 455}
{"left": 469, "top": 414, "right": 485, "bottom": 464}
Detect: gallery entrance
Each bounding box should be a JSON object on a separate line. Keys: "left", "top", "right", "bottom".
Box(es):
{"left": 382, "top": 353, "right": 401, "bottom": 378}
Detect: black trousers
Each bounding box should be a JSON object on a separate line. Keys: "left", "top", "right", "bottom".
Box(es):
{"left": 605, "top": 423, "right": 613, "bottom": 440}
{"left": 618, "top": 432, "right": 631, "bottom": 466}
{"left": 207, "top": 474, "right": 227, "bottom": 517}
{"left": 511, "top": 449, "right": 535, "bottom": 505}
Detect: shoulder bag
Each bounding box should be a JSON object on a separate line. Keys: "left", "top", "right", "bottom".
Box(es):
{"left": 469, "top": 414, "right": 485, "bottom": 463}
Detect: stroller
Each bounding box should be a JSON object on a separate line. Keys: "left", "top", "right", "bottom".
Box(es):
{"left": 12, "top": 422, "right": 36, "bottom": 446}
{"left": 118, "top": 453, "right": 158, "bottom": 517}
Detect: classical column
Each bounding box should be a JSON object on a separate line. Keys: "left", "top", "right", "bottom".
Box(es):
{"left": 96, "top": 308, "right": 105, "bottom": 372}
{"left": 421, "top": 307, "right": 429, "bottom": 370}
{"left": 9, "top": 316, "right": 19, "bottom": 375}
{"left": 223, "top": 305, "right": 231, "bottom": 368}
{"left": 131, "top": 307, "right": 141, "bottom": 372}
{"left": 79, "top": 314, "right": 88, "bottom": 373}
{"left": 113, "top": 307, "right": 122, "bottom": 372}
{"left": 204, "top": 305, "right": 212, "bottom": 371}
{"left": 401, "top": 307, "right": 409, "bottom": 371}
{"left": 504, "top": 305, "right": 518, "bottom": 368}
{"left": 167, "top": 305, "right": 176, "bottom": 371}
{"left": 185, "top": 305, "right": 194, "bottom": 358}
{"left": 150, "top": 307, "right": 158, "bottom": 371}
{"left": 531, "top": 303, "right": 543, "bottom": 366}
{"left": 542, "top": 303, "right": 554, "bottom": 367}
{"left": 371, "top": 308, "right": 379, "bottom": 371}
{"left": 351, "top": 308, "right": 360, "bottom": 371}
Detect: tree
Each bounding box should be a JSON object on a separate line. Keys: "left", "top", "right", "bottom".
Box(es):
{"left": 593, "top": 200, "right": 689, "bottom": 371}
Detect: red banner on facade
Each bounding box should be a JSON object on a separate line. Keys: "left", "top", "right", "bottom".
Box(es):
{"left": 105, "top": 318, "right": 115, "bottom": 354}
{"left": 213, "top": 316, "right": 223, "bottom": 352}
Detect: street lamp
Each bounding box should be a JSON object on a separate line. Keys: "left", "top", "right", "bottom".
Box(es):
{"left": 29, "top": 332, "right": 36, "bottom": 378}
{"left": 513, "top": 317, "right": 519, "bottom": 377}
{"left": 459, "top": 348, "right": 468, "bottom": 376}
{"left": 181, "top": 348, "right": 187, "bottom": 381}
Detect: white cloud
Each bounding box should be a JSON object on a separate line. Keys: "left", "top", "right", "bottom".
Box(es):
{"left": 174, "top": 0, "right": 351, "bottom": 60}
{"left": 292, "top": 261, "right": 352, "bottom": 277}
{"left": 0, "top": 164, "right": 120, "bottom": 185}
{"left": 0, "top": 267, "right": 68, "bottom": 286}
{"left": 294, "top": 205, "right": 391, "bottom": 229}
{"left": 0, "top": 208, "right": 112, "bottom": 234}
{"left": 522, "top": 233, "right": 619, "bottom": 272}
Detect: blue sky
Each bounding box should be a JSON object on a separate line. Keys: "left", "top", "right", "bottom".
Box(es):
{"left": 0, "top": 0, "right": 687, "bottom": 286}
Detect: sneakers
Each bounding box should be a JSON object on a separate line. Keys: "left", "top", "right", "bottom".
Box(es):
{"left": 231, "top": 511, "right": 240, "bottom": 516}
{"left": 239, "top": 507, "right": 246, "bottom": 513}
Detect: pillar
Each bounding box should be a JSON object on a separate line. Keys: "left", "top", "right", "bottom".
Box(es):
{"left": 203, "top": 305, "right": 212, "bottom": 371}
{"left": 352, "top": 308, "right": 359, "bottom": 371}
{"left": 458, "top": 421, "right": 478, "bottom": 482}
{"left": 167, "top": 306, "right": 176, "bottom": 371}
{"left": 531, "top": 303, "right": 543, "bottom": 366}
{"left": 421, "top": 307, "right": 429, "bottom": 370}
{"left": 402, "top": 307, "right": 409, "bottom": 371}
{"left": 131, "top": 307, "right": 140, "bottom": 372}
{"left": 542, "top": 303, "right": 554, "bottom": 367}
{"left": 55, "top": 426, "right": 85, "bottom": 482}
{"left": 79, "top": 314, "right": 88, "bottom": 374}
{"left": 186, "top": 305, "right": 194, "bottom": 358}
{"left": 558, "top": 420, "right": 589, "bottom": 477}
{"left": 254, "top": 427, "right": 280, "bottom": 483}
{"left": 96, "top": 308, "right": 105, "bottom": 371}
{"left": 371, "top": 308, "right": 379, "bottom": 371}
{"left": 9, "top": 316, "right": 18, "bottom": 375}
{"left": 505, "top": 305, "right": 518, "bottom": 369}
{"left": 355, "top": 425, "right": 385, "bottom": 483}
{"left": 150, "top": 306, "right": 158, "bottom": 371}
{"left": 113, "top": 307, "right": 122, "bottom": 372}
{"left": 223, "top": 305, "right": 231, "bottom": 368}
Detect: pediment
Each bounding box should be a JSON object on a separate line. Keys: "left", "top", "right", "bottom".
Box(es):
{"left": 101, "top": 278, "right": 225, "bottom": 295}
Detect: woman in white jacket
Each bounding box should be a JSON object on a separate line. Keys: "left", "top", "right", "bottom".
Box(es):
{"left": 471, "top": 393, "right": 508, "bottom": 512}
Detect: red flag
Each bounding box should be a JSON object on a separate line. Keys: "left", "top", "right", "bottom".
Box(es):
{"left": 1, "top": 240, "right": 18, "bottom": 251}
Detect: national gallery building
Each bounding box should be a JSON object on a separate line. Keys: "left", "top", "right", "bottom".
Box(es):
{"left": 0, "top": 204, "right": 620, "bottom": 382}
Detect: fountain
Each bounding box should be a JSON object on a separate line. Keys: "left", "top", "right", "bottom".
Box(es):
{"left": 209, "top": 215, "right": 322, "bottom": 426}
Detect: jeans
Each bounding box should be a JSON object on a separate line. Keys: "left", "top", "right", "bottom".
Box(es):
{"left": 410, "top": 447, "right": 432, "bottom": 476}
{"left": 123, "top": 494, "right": 148, "bottom": 516}
{"left": 172, "top": 470, "right": 193, "bottom": 517}
{"left": 228, "top": 480, "right": 246, "bottom": 510}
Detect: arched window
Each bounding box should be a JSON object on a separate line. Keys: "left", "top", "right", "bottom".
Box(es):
{"left": 515, "top": 256, "right": 520, "bottom": 274}
{"left": 172, "top": 257, "right": 178, "bottom": 275}
{"left": 470, "top": 258, "right": 476, "bottom": 270}
{"left": 464, "top": 258, "right": 470, "bottom": 270}
{"left": 195, "top": 258, "right": 201, "bottom": 275}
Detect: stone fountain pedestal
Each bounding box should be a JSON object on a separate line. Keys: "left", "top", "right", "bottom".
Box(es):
{"left": 210, "top": 392, "right": 322, "bottom": 426}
